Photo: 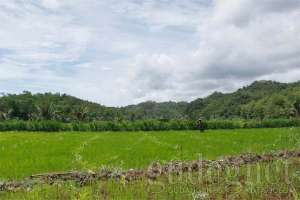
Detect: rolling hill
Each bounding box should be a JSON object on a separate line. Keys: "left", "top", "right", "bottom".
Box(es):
{"left": 0, "top": 80, "right": 300, "bottom": 121}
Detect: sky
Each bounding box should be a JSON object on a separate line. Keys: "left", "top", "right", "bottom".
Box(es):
{"left": 0, "top": 0, "right": 300, "bottom": 106}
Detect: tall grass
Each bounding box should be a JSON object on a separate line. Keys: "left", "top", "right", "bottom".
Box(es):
{"left": 2, "top": 157, "right": 300, "bottom": 199}
{"left": 0, "top": 119, "right": 300, "bottom": 132}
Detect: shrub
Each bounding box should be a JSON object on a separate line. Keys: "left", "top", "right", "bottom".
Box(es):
{"left": 206, "top": 120, "right": 243, "bottom": 129}
{"left": 0, "top": 119, "right": 299, "bottom": 132}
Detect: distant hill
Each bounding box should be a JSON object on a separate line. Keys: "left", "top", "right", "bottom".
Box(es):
{"left": 1, "top": 80, "right": 300, "bottom": 121}
{"left": 121, "top": 101, "right": 189, "bottom": 121}
{"left": 186, "top": 81, "right": 300, "bottom": 120}
{"left": 0, "top": 92, "right": 119, "bottom": 122}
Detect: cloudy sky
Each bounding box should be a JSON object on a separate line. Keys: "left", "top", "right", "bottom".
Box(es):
{"left": 0, "top": 0, "right": 300, "bottom": 106}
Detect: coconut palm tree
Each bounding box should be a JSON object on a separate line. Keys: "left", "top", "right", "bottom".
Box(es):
{"left": 73, "top": 106, "right": 89, "bottom": 121}
{"left": 36, "top": 101, "right": 57, "bottom": 120}
{"left": 0, "top": 111, "right": 7, "bottom": 121}
{"left": 294, "top": 99, "right": 300, "bottom": 117}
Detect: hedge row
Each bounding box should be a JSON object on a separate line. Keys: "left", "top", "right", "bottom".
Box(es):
{"left": 0, "top": 120, "right": 197, "bottom": 132}
{"left": 0, "top": 119, "right": 299, "bottom": 132}
{"left": 206, "top": 119, "right": 300, "bottom": 129}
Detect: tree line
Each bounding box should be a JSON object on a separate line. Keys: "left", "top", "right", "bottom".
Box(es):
{"left": 0, "top": 119, "right": 299, "bottom": 132}
{"left": 0, "top": 80, "right": 300, "bottom": 122}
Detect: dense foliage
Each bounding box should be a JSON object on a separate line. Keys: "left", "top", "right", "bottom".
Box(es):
{"left": 187, "top": 80, "right": 300, "bottom": 120}
{"left": 0, "top": 119, "right": 299, "bottom": 132}
{"left": 0, "top": 80, "right": 300, "bottom": 122}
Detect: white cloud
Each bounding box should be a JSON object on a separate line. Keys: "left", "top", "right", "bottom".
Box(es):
{"left": 0, "top": 0, "right": 299, "bottom": 106}
{"left": 131, "top": 0, "right": 300, "bottom": 103}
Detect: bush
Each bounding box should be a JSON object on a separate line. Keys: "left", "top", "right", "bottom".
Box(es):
{"left": 206, "top": 120, "right": 243, "bottom": 129}
{"left": 0, "top": 119, "right": 299, "bottom": 132}
{"left": 244, "top": 119, "right": 300, "bottom": 129}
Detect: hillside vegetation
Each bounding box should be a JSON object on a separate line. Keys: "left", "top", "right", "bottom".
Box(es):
{"left": 0, "top": 80, "right": 300, "bottom": 122}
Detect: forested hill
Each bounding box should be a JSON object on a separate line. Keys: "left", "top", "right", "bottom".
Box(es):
{"left": 187, "top": 80, "right": 300, "bottom": 120}
{"left": 0, "top": 80, "right": 300, "bottom": 121}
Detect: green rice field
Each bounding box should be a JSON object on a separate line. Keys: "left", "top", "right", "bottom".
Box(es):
{"left": 1, "top": 128, "right": 300, "bottom": 181}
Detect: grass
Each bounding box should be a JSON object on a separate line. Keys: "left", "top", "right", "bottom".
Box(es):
{"left": 1, "top": 128, "right": 300, "bottom": 181}
{"left": 2, "top": 158, "right": 300, "bottom": 199}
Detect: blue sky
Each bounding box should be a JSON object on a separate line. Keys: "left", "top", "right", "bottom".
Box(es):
{"left": 0, "top": 0, "right": 300, "bottom": 106}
